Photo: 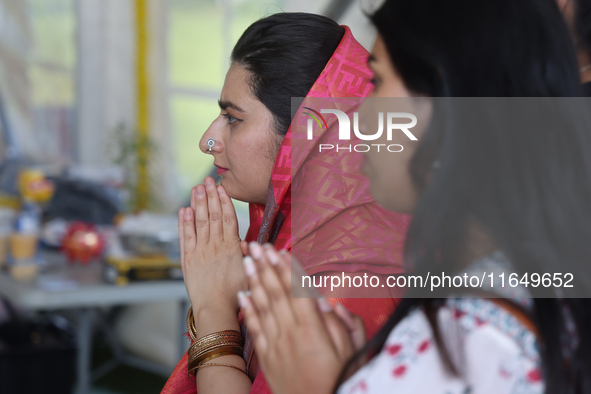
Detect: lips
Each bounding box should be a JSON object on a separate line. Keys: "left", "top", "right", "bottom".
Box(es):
{"left": 214, "top": 164, "right": 228, "bottom": 175}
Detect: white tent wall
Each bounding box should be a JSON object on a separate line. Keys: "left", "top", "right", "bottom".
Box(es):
{"left": 74, "top": 0, "right": 184, "bottom": 368}
{"left": 148, "top": 0, "right": 178, "bottom": 215}
{"left": 0, "top": 0, "right": 33, "bottom": 160}
{"left": 75, "top": 0, "right": 135, "bottom": 168}
{"left": 75, "top": 0, "right": 178, "bottom": 212}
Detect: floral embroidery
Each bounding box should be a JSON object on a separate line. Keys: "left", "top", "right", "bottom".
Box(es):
{"left": 446, "top": 298, "right": 539, "bottom": 365}
{"left": 527, "top": 368, "right": 542, "bottom": 383}
{"left": 349, "top": 380, "right": 368, "bottom": 394}
{"left": 417, "top": 339, "right": 430, "bottom": 353}
{"left": 385, "top": 344, "right": 402, "bottom": 356}
{"left": 392, "top": 365, "right": 407, "bottom": 378}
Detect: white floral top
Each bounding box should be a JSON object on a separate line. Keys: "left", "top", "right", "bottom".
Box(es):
{"left": 338, "top": 298, "right": 542, "bottom": 394}
{"left": 338, "top": 249, "right": 545, "bottom": 394}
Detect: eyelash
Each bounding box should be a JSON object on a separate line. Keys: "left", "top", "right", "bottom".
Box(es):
{"left": 222, "top": 113, "right": 243, "bottom": 125}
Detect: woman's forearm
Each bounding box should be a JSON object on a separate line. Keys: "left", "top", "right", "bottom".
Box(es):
{"left": 193, "top": 307, "right": 252, "bottom": 394}
{"left": 195, "top": 354, "right": 251, "bottom": 393}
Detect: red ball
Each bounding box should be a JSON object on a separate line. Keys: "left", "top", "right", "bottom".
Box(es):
{"left": 62, "top": 222, "right": 105, "bottom": 264}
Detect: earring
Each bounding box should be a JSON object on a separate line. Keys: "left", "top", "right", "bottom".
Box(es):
{"left": 207, "top": 139, "right": 216, "bottom": 152}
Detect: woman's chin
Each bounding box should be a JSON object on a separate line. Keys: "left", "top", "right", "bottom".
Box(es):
{"left": 219, "top": 178, "right": 265, "bottom": 204}
{"left": 219, "top": 179, "right": 241, "bottom": 201}
{"left": 219, "top": 177, "right": 232, "bottom": 194}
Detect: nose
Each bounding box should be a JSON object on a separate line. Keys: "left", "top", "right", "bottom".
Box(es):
{"left": 200, "top": 116, "right": 225, "bottom": 154}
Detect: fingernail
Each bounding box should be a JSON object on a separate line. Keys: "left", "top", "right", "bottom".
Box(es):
{"left": 243, "top": 256, "right": 256, "bottom": 277}
{"left": 265, "top": 248, "right": 280, "bottom": 265}
{"left": 184, "top": 208, "right": 191, "bottom": 220}
{"left": 279, "top": 249, "right": 288, "bottom": 255}
{"left": 249, "top": 242, "right": 263, "bottom": 260}
{"left": 205, "top": 178, "right": 213, "bottom": 188}
{"left": 335, "top": 303, "right": 355, "bottom": 330}
{"left": 217, "top": 185, "right": 225, "bottom": 194}
{"left": 317, "top": 298, "right": 333, "bottom": 313}
{"left": 237, "top": 291, "right": 248, "bottom": 308}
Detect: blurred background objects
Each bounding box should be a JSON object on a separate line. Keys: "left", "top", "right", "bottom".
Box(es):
{"left": 0, "top": 0, "right": 378, "bottom": 393}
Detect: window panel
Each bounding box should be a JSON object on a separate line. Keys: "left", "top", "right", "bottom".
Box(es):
{"left": 28, "top": 0, "right": 76, "bottom": 161}
{"left": 169, "top": 0, "right": 225, "bottom": 89}
{"left": 30, "top": 0, "right": 76, "bottom": 70}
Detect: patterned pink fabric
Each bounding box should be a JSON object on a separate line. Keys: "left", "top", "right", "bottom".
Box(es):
{"left": 162, "top": 26, "right": 408, "bottom": 394}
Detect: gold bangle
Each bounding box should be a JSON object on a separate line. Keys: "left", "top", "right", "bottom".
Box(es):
{"left": 185, "top": 328, "right": 245, "bottom": 377}
{"left": 186, "top": 308, "right": 197, "bottom": 341}
{"left": 189, "top": 350, "right": 245, "bottom": 376}
{"left": 189, "top": 362, "right": 247, "bottom": 376}
{"left": 187, "top": 343, "right": 244, "bottom": 364}
{"left": 189, "top": 336, "right": 243, "bottom": 354}
{"left": 191, "top": 330, "right": 243, "bottom": 349}
{"left": 189, "top": 334, "right": 243, "bottom": 352}
{"left": 188, "top": 348, "right": 245, "bottom": 376}
{"left": 188, "top": 342, "right": 244, "bottom": 366}
{"left": 188, "top": 334, "right": 243, "bottom": 360}
{"left": 189, "top": 331, "right": 244, "bottom": 355}
{"left": 190, "top": 349, "right": 245, "bottom": 372}
{"left": 186, "top": 308, "right": 243, "bottom": 346}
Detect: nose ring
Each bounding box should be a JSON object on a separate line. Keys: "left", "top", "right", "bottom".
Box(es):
{"left": 206, "top": 139, "right": 216, "bottom": 152}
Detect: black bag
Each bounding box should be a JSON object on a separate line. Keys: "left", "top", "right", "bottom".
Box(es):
{"left": 44, "top": 177, "right": 120, "bottom": 225}
{"left": 0, "top": 298, "right": 77, "bottom": 394}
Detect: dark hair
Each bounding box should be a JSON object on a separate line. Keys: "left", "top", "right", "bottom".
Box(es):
{"left": 337, "top": 0, "right": 591, "bottom": 393}
{"left": 231, "top": 13, "right": 344, "bottom": 136}
{"left": 576, "top": 0, "right": 591, "bottom": 51}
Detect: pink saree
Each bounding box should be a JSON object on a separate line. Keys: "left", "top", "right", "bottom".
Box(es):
{"left": 162, "top": 26, "right": 409, "bottom": 394}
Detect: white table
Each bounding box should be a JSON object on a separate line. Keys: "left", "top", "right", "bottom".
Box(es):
{"left": 0, "top": 255, "right": 190, "bottom": 394}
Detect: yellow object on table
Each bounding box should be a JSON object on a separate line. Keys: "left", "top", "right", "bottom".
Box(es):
{"left": 104, "top": 255, "right": 182, "bottom": 286}
{"left": 9, "top": 233, "right": 38, "bottom": 260}
{"left": 18, "top": 169, "right": 54, "bottom": 203}
{"left": 9, "top": 261, "right": 38, "bottom": 282}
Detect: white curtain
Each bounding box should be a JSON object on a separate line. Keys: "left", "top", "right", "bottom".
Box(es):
{"left": 0, "top": 0, "right": 32, "bottom": 160}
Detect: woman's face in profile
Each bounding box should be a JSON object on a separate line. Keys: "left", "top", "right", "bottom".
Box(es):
{"left": 359, "top": 35, "right": 430, "bottom": 214}
{"left": 200, "top": 64, "right": 281, "bottom": 204}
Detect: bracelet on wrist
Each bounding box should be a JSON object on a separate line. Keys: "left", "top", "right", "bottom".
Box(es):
{"left": 185, "top": 311, "right": 245, "bottom": 378}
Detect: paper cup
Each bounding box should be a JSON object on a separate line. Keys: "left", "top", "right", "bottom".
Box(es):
{"left": 9, "top": 233, "right": 39, "bottom": 260}
{"left": 10, "top": 263, "right": 38, "bottom": 282}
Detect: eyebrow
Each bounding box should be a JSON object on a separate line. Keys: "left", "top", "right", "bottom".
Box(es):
{"left": 218, "top": 100, "right": 245, "bottom": 113}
